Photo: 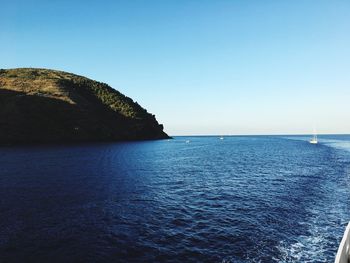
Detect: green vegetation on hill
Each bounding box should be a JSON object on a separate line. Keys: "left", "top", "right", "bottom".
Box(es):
{"left": 0, "top": 68, "right": 169, "bottom": 144}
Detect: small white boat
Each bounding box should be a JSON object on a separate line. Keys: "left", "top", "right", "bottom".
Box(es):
{"left": 335, "top": 222, "right": 350, "bottom": 263}
{"left": 310, "top": 130, "right": 318, "bottom": 144}
{"left": 220, "top": 136, "right": 224, "bottom": 140}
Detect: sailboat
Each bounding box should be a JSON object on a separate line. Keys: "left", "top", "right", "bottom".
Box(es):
{"left": 309, "top": 130, "right": 318, "bottom": 144}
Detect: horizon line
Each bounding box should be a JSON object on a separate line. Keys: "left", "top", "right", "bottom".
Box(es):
{"left": 169, "top": 133, "right": 350, "bottom": 137}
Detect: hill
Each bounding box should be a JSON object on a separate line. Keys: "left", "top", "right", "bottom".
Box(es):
{"left": 0, "top": 68, "right": 169, "bottom": 144}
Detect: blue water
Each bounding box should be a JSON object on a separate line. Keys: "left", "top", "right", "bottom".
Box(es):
{"left": 1, "top": 135, "right": 350, "bottom": 262}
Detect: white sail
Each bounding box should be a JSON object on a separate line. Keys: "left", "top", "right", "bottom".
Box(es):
{"left": 309, "top": 129, "right": 318, "bottom": 144}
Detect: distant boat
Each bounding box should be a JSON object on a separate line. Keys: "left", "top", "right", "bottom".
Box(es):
{"left": 309, "top": 130, "right": 318, "bottom": 144}
{"left": 220, "top": 136, "right": 224, "bottom": 140}
{"left": 185, "top": 140, "right": 190, "bottom": 143}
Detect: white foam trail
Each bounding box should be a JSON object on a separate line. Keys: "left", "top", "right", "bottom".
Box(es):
{"left": 274, "top": 213, "right": 331, "bottom": 262}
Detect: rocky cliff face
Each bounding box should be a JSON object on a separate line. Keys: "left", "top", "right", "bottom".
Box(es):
{"left": 0, "top": 68, "right": 169, "bottom": 144}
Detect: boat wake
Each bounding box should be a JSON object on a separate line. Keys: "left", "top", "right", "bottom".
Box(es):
{"left": 321, "top": 139, "right": 350, "bottom": 153}
{"left": 275, "top": 135, "right": 350, "bottom": 262}
{"left": 275, "top": 212, "right": 335, "bottom": 262}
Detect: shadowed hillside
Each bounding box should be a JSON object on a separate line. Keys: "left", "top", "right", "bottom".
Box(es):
{"left": 0, "top": 68, "right": 169, "bottom": 144}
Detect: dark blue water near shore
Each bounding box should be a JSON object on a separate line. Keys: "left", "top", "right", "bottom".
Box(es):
{"left": 1, "top": 135, "right": 350, "bottom": 262}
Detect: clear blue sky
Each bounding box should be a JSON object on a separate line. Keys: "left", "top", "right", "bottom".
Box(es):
{"left": 1, "top": 0, "right": 349, "bottom": 135}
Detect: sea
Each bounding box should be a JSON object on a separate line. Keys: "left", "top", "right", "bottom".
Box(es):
{"left": 1, "top": 135, "right": 350, "bottom": 262}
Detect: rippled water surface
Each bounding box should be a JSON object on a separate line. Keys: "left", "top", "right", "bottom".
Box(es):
{"left": 1, "top": 135, "right": 350, "bottom": 262}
